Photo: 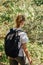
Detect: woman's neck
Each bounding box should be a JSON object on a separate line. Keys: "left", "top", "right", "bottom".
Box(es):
{"left": 16, "top": 25, "right": 21, "bottom": 29}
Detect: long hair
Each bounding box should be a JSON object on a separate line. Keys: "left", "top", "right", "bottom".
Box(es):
{"left": 16, "top": 15, "right": 25, "bottom": 28}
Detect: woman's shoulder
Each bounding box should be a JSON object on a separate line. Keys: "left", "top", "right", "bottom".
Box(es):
{"left": 19, "top": 30, "right": 26, "bottom": 35}
{"left": 19, "top": 31, "right": 28, "bottom": 39}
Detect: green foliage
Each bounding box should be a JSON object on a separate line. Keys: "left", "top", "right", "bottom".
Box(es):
{"left": 34, "top": 0, "right": 43, "bottom": 6}
{"left": 0, "top": 45, "right": 3, "bottom": 52}
{"left": 27, "top": 43, "right": 43, "bottom": 65}
{"left": 0, "top": 0, "right": 43, "bottom": 65}
{"left": 0, "top": 13, "right": 12, "bottom": 22}
{"left": 0, "top": 0, "right": 43, "bottom": 43}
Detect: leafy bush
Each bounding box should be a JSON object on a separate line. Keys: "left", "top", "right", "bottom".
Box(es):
{"left": 0, "top": 0, "right": 43, "bottom": 65}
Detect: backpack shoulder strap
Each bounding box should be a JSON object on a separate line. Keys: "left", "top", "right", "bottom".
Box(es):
{"left": 10, "top": 28, "right": 13, "bottom": 32}
{"left": 14, "top": 29, "right": 23, "bottom": 35}
{"left": 16, "top": 29, "right": 23, "bottom": 33}
{"left": 16, "top": 30, "right": 23, "bottom": 50}
{"left": 10, "top": 28, "right": 17, "bottom": 33}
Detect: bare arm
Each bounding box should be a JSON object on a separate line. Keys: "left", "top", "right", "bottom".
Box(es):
{"left": 22, "top": 43, "right": 32, "bottom": 64}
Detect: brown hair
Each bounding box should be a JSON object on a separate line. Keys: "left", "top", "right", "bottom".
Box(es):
{"left": 16, "top": 15, "right": 25, "bottom": 28}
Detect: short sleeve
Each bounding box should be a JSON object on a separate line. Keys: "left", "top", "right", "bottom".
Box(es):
{"left": 20, "top": 32, "right": 28, "bottom": 44}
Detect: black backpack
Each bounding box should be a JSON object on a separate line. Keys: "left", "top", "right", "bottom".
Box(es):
{"left": 4, "top": 28, "right": 22, "bottom": 58}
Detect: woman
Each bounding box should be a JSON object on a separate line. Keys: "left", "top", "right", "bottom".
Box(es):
{"left": 9, "top": 15, "right": 32, "bottom": 65}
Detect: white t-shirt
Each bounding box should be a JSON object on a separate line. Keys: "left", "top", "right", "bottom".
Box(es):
{"left": 14, "top": 28, "right": 28, "bottom": 57}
